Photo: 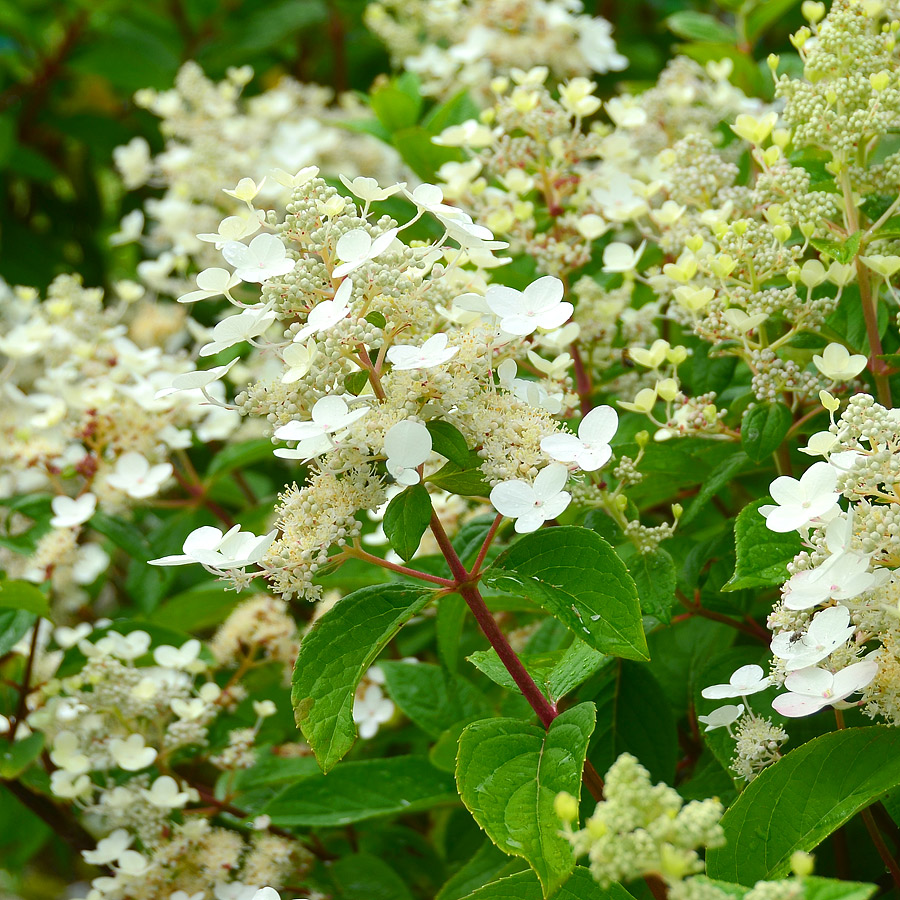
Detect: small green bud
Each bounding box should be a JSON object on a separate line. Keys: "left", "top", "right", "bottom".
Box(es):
{"left": 635, "top": 430, "right": 650, "bottom": 449}
{"left": 554, "top": 791, "right": 579, "bottom": 822}
{"left": 791, "top": 850, "right": 815, "bottom": 877}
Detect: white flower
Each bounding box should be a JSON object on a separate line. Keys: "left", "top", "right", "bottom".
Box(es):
{"left": 784, "top": 552, "right": 881, "bottom": 610}
{"left": 149, "top": 524, "right": 276, "bottom": 570}
{"left": 117, "top": 850, "right": 151, "bottom": 876}
{"left": 106, "top": 452, "right": 173, "bottom": 499}
{"left": 443, "top": 216, "right": 508, "bottom": 252}
{"left": 274, "top": 395, "right": 370, "bottom": 445}
{"left": 171, "top": 698, "right": 206, "bottom": 720}
{"left": 54, "top": 623, "right": 92, "bottom": 649}
{"left": 490, "top": 463, "right": 571, "bottom": 533}
{"left": 723, "top": 308, "right": 768, "bottom": 333}
{"left": 92, "top": 630, "right": 151, "bottom": 661}
{"left": 697, "top": 704, "right": 745, "bottom": 732}
{"left": 251, "top": 889, "right": 281, "bottom": 900}
{"left": 759, "top": 462, "right": 840, "bottom": 533}
{"left": 387, "top": 333, "right": 459, "bottom": 370}
{"left": 701, "top": 664, "right": 773, "bottom": 700}
{"left": 83, "top": 829, "right": 132, "bottom": 866}
{"left": 799, "top": 431, "right": 839, "bottom": 457}
{"left": 50, "top": 770, "right": 92, "bottom": 799}
{"left": 294, "top": 278, "right": 353, "bottom": 341}
{"left": 109, "top": 734, "right": 157, "bottom": 771}
{"left": 50, "top": 732, "right": 90, "bottom": 774}
{"left": 50, "top": 493, "right": 96, "bottom": 529}
{"left": 813, "top": 343, "right": 868, "bottom": 381}
{"left": 592, "top": 183, "right": 648, "bottom": 221}
{"left": 540, "top": 406, "right": 618, "bottom": 472}
{"left": 497, "top": 359, "right": 563, "bottom": 414}
{"left": 222, "top": 233, "right": 294, "bottom": 283}
{"left": 353, "top": 683, "right": 394, "bottom": 739}
{"left": 197, "top": 211, "right": 263, "bottom": 247}
{"left": 73, "top": 543, "right": 110, "bottom": 585}
{"left": 484, "top": 276, "right": 572, "bottom": 336}
{"left": 109, "top": 209, "right": 144, "bottom": 246}
{"left": 154, "top": 639, "right": 202, "bottom": 670}
{"left": 145, "top": 775, "right": 191, "bottom": 808}
{"left": 281, "top": 340, "right": 317, "bottom": 384}
{"left": 253, "top": 699, "right": 277, "bottom": 718}
{"left": 271, "top": 165, "right": 319, "bottom": 188}
{"left": 178, "top": 267, "right": 242, "bottom": 304}
{"left": 155, "top": 358, "right": 240, "bottom": 398}
{"left": 332, "top": 228, "right": 398, "bottom": 278}
{"left": 771, "top": 606, "right": 855, "bottom": 670}
{"left": 384, "top": 420, "right": 432, "bottom": 486}
{"left": 199, "top": 307, "right": 278, "bottom": 358}
{"left": 602, "top": 241, "right": 646, "bottom": 273}
{"left": 339, "top": 175, "right": 406, "bottom": 202}
{"left": 772, "top": 660, "right": 878, "bottom": 717}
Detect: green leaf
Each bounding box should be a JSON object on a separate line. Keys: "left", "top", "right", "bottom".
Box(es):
{"left": 383, "top": 484, "right": 433, "bottom": 562}
{"left": 468, "top": 639, "right": 607, "bottom": 704}
{"left": 370, "top": 80, "right": 424, "bottom": 133}
{"left": 427, "top": 420, "right": 472, "bottom": 467}
{"left": 706, "top": 726, "right": 900, "bottom": 882}
{"left": 810, "top": 230, "right": 861, "bottom": 265}
{"left": 804, "top": 877, "right": 878, "bottom": 900}
{"left": 484, "top": 527, "right": 648, "bottom": 661}
{"left": 620, "top": 546, "right": 677, "bottom": 623}
{"left": 332, "top": 853, "right": 415, "bottom": 900}
{"left": 745, "top": 0, "right": 803, "bottom": 42}
{"left": 437, "top": 593, "right": 467, "bottom": 674}
{"left": 592, "top": 661, "right": 678, "bottom": 785}
{"left": 206, "top": 439, "right": 276, "bottom": 479}
{"left": 666, "top": 11, "right": 737, "bottom": 42}
{"left": 726, "top": 499, "right": 801, "bottom": 591}
{"left": 741, "top": 403, "right": 792, "bottom": 463}
{"left": 147, "top": 583, "right": 239, "bottom": 631}
{"left": 0, "top": 610, "right": 35, "bottom": 657}
{"left": 89, "top": 512, "right": 150, "bottom": 562}
{"left": 679, "top": 451, "right": 749, "bottom": 527}
{"left": 422, "top": 91, "right": 481, "bottom": 135}
{"left": 345, "top": 369, "right": 371, "bottom": 395}
{"left": 292, "top": 584, "right": 434, "bottom": 771}
{"left": 392, "top": 126, "right": 465, "bottom": 183}
{"left": 0, "top": 732, "right": 44, "bottom": 779}
{"left": 456, "top": 704, "right": 596, "bottom": 896}
{"left": 428, "top": 452, "right": 491, "bottom": 497}
{"left": 0, "top": 581, "right": 49, "bottom": 618}
{"left": 459, "top": 867, "right": 635, "bottom": 900}
{"left": 380, "top": 661, "right": 491, "bottom": 737}
{"left": 436, "top": 842, "right": 528, "bottom": 900}
{"left": 262, "top": 756, "right": 456, "bottom": 826}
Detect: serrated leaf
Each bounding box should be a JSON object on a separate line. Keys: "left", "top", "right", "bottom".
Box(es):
{"left": 666, "top": 10, "right": 737, "bottom": 42}
{"left": 0, "top": 609, "right": 36, "bottom": 657}
{"left": 457, "top": 705, "right": 595, "bottom": 896}
{"left": 726, "top": 499, "right": 800, "bottom": 591}
{"left": 263, "top": 756, "right": 456, "bottom": 826}
{"left": 741, "top": 403, "right": 792, "bottom": 463}
{"left": 706, "top": 727, "right": 900, "bottom": 882}
{"left": 436, "top": 842, "right": 528, "bottom": 900}
{"left": 467, "top": 639, "right": 607, "bottom": 703}
{"left": 380, "top": 660, "right": 491, "bottom": 737}
{"left": 621, "top": 546, "right": 677, "bottom": 623}
{"left": 427, "top": 420, "right": 472, "bottom": 467}
{"left": 458, "top": 865, "right": 633, "bottom": 900}
{"left": 810, "top": 231, "right": 861, "bottom": 265}
{"left": 383, "top": 484, "right": 433, "bottom": 561}
{"left": 0, "top": 581, "right": 49, "bottom": 618}
{"left": 592, "top": 661, "right": 678, "bottom": 784}
{"left": 332, "top": 853, "right": 415, "bottom": 900}
{"left": 291, "top": 584, "right": 433, "bottom": 771}
{"left": 484, "top": 528, "right": 648, "bottom": 660}
{"left": 428, "top": 453, "right": 491, "bottom": 497}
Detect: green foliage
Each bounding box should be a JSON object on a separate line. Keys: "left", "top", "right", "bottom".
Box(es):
{"left": 456, "top": 704, "right": 596, "bottom": 896}
{"left": 484, "top": 528, "right": 648, "bottom": 660}
{"left": 727, "top": 499, "right": 801, "bottom": 591}
{"left": 740, "top": 403, "right": 792, "bottom": 463}
{"left": 383, "top": 484, "right": 433, "bottom": 561}
{"left": 707, "top": 728, "right": 900, "bottom": 882}
{"left": 292, "top": 584, "right": 434, "bottom": 770}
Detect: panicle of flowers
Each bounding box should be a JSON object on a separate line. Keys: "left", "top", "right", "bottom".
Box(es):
{"left": 557, "top": 752, "right": 725, "bottom": 888}
{"left": 365, "top": 0, "right": 626, "bottom": 101}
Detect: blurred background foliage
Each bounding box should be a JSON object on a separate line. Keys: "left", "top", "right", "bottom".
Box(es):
{"left": 0, "top": 0, "right": 804, "bottom": 294}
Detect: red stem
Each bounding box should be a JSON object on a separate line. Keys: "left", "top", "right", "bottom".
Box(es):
{"left": 470, "top": 513, "right": 503, "bottom": 575}
{"left": 570, "top": 341, "right": 593, "bottom": 417}
{"left": 428, "top": 511, "right": 606, "bottom": 800}
{"left": 347, "top": 546, "right": 455, "bottom": 588}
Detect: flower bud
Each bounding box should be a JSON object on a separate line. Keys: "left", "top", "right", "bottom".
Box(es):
{"left": 555, "top": 791, "right": 579, "bottom": 822}
{"left": 790, "top": 850, "right": 815, "bottom": 877}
